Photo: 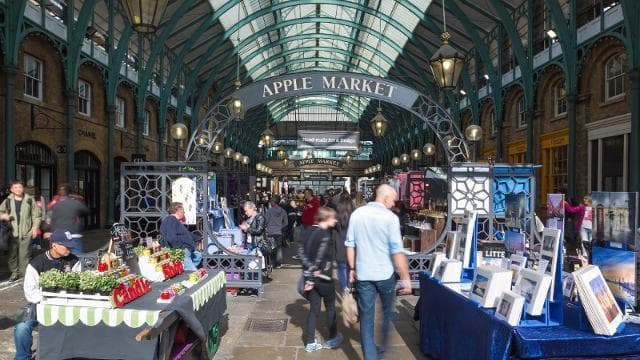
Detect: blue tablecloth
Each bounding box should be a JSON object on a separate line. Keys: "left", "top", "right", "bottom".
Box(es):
{"left": 419, "top": 273, "right": 640, "bottom": 360}
{"left": 419, "top": 275, "right": 513, "bottom": 360}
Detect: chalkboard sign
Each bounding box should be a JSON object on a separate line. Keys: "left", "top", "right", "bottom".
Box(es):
{"left": 111, "top": 223, "right": 136, "bottom": 261}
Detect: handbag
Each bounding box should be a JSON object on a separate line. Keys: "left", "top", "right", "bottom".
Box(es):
{"left": 339, "top": 285, "right": 359, "bottom": 327}
{"left": 15, "top": 303, "right": 37, "bottom": 322}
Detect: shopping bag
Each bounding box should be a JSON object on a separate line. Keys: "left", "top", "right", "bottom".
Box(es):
{"left": 339, "top": 286, "right": 359, "bottom": 327}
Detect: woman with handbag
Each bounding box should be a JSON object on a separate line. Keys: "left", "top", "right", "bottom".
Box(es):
{"left": 298, "top": 207, "right": 343, "bottom": 353}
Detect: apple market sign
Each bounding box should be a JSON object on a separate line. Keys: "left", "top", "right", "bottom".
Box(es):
{"left": 233, "top": 71, "right": 419, "bottom": 110}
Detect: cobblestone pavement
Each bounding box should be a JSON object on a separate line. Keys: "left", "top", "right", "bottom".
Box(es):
{"left": 0, "top": 232, "right": 428, "bottom": 360}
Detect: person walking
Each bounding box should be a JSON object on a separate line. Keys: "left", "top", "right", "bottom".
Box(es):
{"left": 346, "top": 184, "right": 412, "bottom": 360}
{"left": 334, "top": 194, "right": 353, "bottom": 292}
{"left": 299, "top": 207, "right": 343, "bottom": 353}
{"left": 0, "top": 180, "right": 41, "bottom": 281}
{"left": 265, "top": 196, "right": 288, "bottom": 268}
{"left": 292, "top": 189, "right": 320, "bottom": 260}
{"left": 49, "top": 184, "right": 89, "bottom": 254}
{"left": 159, "top": 202, "right": 202, "bottom": 271}
{"left": 14, "top": 229, "right": 80, "bottom": 360}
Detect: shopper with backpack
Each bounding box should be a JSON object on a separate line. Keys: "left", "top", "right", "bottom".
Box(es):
{"left": 0, "top": 180, "right": 41, "bottom": 281}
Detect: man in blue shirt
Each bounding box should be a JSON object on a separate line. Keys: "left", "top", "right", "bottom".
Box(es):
{"left": 346, "top": 184, "right": 411, "bottom": 360}
{"left": 160, "top": 202, "right": 202, "bottom": 271}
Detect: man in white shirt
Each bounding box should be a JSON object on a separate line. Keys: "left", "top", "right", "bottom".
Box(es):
{"left": 14, "top": 229, "right": 81, "bottom": 360}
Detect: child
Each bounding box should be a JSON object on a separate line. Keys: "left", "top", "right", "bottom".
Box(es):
{"left": 298, "top": 207, "right": 343, "bottom": 352}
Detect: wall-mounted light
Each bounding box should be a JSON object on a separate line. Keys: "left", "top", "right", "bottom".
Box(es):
{"left": 546, "top": 29, "right": 558, "bottom": 39}
{"left": 459, "top": 89, "right": 467, "bottom": 96}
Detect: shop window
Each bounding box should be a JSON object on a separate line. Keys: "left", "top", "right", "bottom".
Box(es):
{"left": 605, "top": 54, "right": 626, "bottom": 100}
{"left": 540, "top": 130, "right": 568, "bottom": 204}
{"left": 554, "top": 81, "right": 567, "bottom": 116}
{"left": 517, "top": 98, "right": 526, "bottom": 129}
{"left": 24, "top": 54, "right": 43, "bottom": 100}
{"left": 143, "top": 110, "right": 150, "bottom": 136}
{"left": 588, "top": 117, "right": 629, "bottom": 192}
{"left": 78, "top": 79, "right": 91, "bottom": 116}
{"left": 508, "top": 140, "right": 527, "bottom": 164}
{"left": 116, "top": 97, "right": 125, "bottom": 128}
{"left": 74, "top": 150, "right": 101, "bottom": 229}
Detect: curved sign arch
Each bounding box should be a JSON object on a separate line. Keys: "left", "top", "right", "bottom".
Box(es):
{"left": 185, "top": 71, "right": 468, "bottom": 163}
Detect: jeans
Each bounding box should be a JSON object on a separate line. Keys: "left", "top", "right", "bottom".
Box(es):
{"left": 336, "top": 261, "right": 348, "bottom": 290}
{"left": 183, "top": 249, "right": 202, "bottom": 271}
{"left": 14, "top": 320, "right": 38, "bottom": 360}
{"left": 580, "top": 228, "right": 592, "bottom": 243}
{"left": 357, "top": 276, "right": 396, "bottom": 360}
{"left": 303, "top": 281, "right": 337, "bottom": 345}
{"left": 268, "top": 234, "right": 283, "bottom": 267}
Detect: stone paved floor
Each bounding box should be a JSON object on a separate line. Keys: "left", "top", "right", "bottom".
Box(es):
{"left": 0, "top": 232, "right": 428, "bottom": 360}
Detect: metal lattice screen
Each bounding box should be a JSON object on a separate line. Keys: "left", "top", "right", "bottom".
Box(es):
{"left": 119, "top": 162, "right": 209, "bottom": 241}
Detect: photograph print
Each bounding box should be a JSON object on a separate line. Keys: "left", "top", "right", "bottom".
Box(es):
{"left": 589, "top": 275, "right": 621, "bottom": 323}
{"left": 518, "top": 276, "right": 537, "bottom": 304}
{"left": 592, "top": 247, "right": 636, "bottom": 308}
{"left": 505, "top": 194, "right": 527, "bottom": 229}
{"left": 497, "top": 296, "right": 513, "bottom": 318}
{"left": 505, "top": 230, "right": 525, "bottom": 253}
{"left": 547, "top": 194, "right": 565, "bottom": 219}
{"left": 472, "top": 274, "right": 489, "bottom": 298}
{"left": 592, "top": 192, "right": 639, "bottom": 248}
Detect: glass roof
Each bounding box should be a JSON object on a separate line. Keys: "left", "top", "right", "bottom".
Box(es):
{"left": 208, "top": 0, "right": 431, "bottom": 123}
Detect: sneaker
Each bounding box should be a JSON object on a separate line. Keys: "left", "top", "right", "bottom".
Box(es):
{"left": 305, "top": 342, "right": 323, "bottom": 353}
{"left": 324, "top": 333, "right": 344, "bottom": 349}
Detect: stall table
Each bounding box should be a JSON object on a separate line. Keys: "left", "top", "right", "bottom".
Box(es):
{"left": 419, "top": 274, "right": 640, "bottom": 360}
{"left": 37, "top": 270, "right": 226, "bottom": 360}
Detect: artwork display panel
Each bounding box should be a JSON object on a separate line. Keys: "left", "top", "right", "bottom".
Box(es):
{"left": 540, "top": 228, "right": 562, "bottom": 299}
{"left": 515, "top": 268, "right": 552, "bottom": 316}
{"left": 469, "top": 265, "right": 513, "bottom": 308}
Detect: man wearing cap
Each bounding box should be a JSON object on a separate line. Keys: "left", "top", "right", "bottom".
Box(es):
{"left": 14, "top": 229, "right": 80, "bottom": 360}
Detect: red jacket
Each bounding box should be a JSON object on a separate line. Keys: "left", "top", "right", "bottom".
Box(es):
{"left": 564, "top": 201, "right": 585, "bottom": 232}
{"left": 301, "top": 196, "right": 320, "bottom": 226}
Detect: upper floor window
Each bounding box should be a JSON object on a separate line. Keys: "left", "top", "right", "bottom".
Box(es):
{"left": 605, "top": 54, "right": 626, "bottom": 100}
{"left": 517, "top": 98, "right": 526, "bottom": 129}
{"left": 77, "top": 79, "right": 91, "bottom": 116}
{"left": 143, "top": 110, "right": 150, "bottom": 136}
{"left": 554, "top": 81, "right": 567, "bottom": 116}
{"left": 116, "top": 97, "right": 125, "bottom": 128}
{"left": 24, "top": 54, "right": 43, "bottom": 100}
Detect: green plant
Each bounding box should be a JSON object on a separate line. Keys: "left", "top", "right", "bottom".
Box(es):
{"left": 133, "top": 246, "right": 147, "bottom": 257}
{"left": 39, "top": 269, "right": 63, "bottom": 289}
{"left": 79, "top": 272, "right": 99, "bottom": 293}
{"left": 61, "top": 272, "right": 80, "bottom": 290}
{"left": 95, "top": 275, "right": 118, "bottom": 294}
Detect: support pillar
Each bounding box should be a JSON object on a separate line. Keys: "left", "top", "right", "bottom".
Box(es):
{"left": 158, "top": 126, "right": 166, "bottom": 162}
{"left": 106, "top": 104, "right": 116, "bottom": 225}
{"left": 3, "top": 65, "right": 19, "bottom": 184}
{"left": 567, "top": 92, "right": 577, "bottom": 198}
{"left": 630, "top": 67, "right": 640, "bottom": 192}
{"left": 526, "top": 108, "right": 535, "bottom": 163}
{"left": 66, "top": 89, "right": 78, "bottom": 185}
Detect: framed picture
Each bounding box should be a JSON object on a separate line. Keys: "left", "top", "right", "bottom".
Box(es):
{"left": 470, "top": 265, "right": 513, "bottom": 308}
{"left": 592, "top": 192, "right": 639, "bottom": 249}
{"left": 547, "top": 194, "right": 565, "bottom": 219}
{"left": 434, "top": 259, "right": 463, "bottom": 283}
{"left": 510, "top": 254, "right": 527, "bottom": 286}
{"left": 505, "top": 194, "right": 527, "bottom": 230}
{"left": 495, "top": 290, "right": 525, "bottom": 326}
{"left": 562, "top": 271, "right": 577, "bottom": 301}
{"left": 428, "top": 253, "right": 447, "bottom": 276}
{"left": 541, "top": 228, "right": 562, "bottom": 299}
{"left": 515, "top": 268, "right": 552, "bottom": 316}
{"left": 573, "top": 265, "right": 624, "bottom": 336}
{"left": 504, "top": 230, "right": 525, "bottom": 254}
{"left": 445, "top": 231, "right": 462, "bottom": 260}
{"left": 591, "top": 247, "right": 636, "bottom": 309}
{"left": 536, "top": 259, "right": 549, "bottom": 274}
{"left": 457, "top": 211, "right": 478, "bottom": 268}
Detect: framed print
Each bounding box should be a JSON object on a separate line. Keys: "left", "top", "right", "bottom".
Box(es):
{"left": 562, "top": 271, "right": 577, "bottom": 301}
{"left": 510, "top": 254, "right": 527, "bottom": 286}
{"left": 592, "top": 247, "right": 636, "bottom": 308}
{"left": 515, "top": 268, "right": 552, "bottom": 316}
{"left": 505, "top": 194, "right": 526, "bottom": 230}
{"left": 504, "top": 230, "right": 525, "bottom": 254}
{"left": 457, "top": 211, "right": 478, "bottom": 268}
{"left": 470, "top": 265, "right": 513, "bottom": 308}
{"left": 428, "top": 253, "right": 447, "bottom": 276}
{"left": 434, "top": 259, "right": 463, "bottom": 283}
{"left": 541, "top": 228, "right": 562, "bottom": 299}
{"left": 573, "top": 265, "right": 624, "bottom": 336}
{"left": 495, "top": 290, "right": 525, "bottom": 326}
{"left": 445, "top": 231, "right": 462, "bottom": 260}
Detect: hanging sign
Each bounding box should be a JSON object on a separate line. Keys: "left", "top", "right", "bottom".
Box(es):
{"left": 292, "top": 158, "right": 343, "bottom": 168}
{"left": 297, "top": 130, "right": 360, "bottom": 150}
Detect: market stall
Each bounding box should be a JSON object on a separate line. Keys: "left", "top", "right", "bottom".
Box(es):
{"left": 36, "top": 270, "right": 226, "bottom": 360}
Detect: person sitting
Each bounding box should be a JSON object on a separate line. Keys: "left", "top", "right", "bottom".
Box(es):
{"left": 14, "top": 229, "right": 81, "bottom": 360}
{"left": 159, "top": 202, "right": 202, "bottom": 271}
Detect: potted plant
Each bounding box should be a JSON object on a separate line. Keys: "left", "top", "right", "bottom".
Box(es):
{"left": 39, "top": 269, "right": 63, "bottom": 292}
{"left": 61, "top": 272, "right": 80, "bottom": 293}
{"left": 79, "top": 272, "right": 99, "bottom": 294}
{"left": 96, "top": 275, "right": 118, "bottom": 296}
{"left": 133, "top": 246, "right": 147, "bottom": 257}
{"left": 168, "top": 248, "right": 185, "bottom": 263}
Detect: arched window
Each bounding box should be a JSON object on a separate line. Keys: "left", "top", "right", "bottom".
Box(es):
{"left": 554, "top": 81, "right": 567, "bottom": 116}
{"left": 15, "top": 141, "right": 56, "bottom": 202}
{"left": 517, "top": 97, "right": 526, "bottom": 129}
{"left": 605, "top": 54, "right": 626, "bottom": 100}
